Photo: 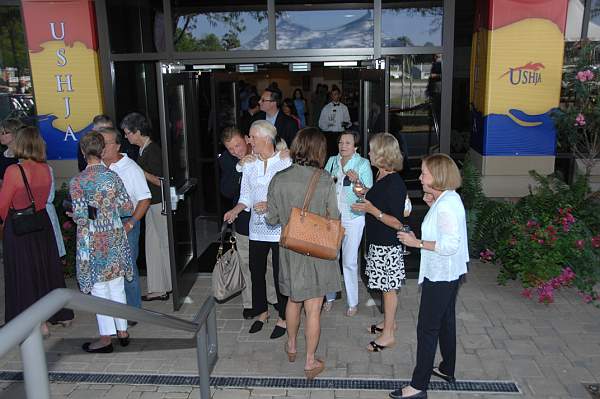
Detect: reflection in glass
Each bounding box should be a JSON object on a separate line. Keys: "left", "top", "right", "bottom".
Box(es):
{"left": 275, "top": 10, "right": 373, "bottom": 49}
{"left": 389, "top": 55, "right": 440, "bottom": 154}
{"left": 565, "top": 0, "right": 584, "bottom": 41}
{"left": 587, "top": 0, "right": 600, "bottom": 40}
{"left": 107, "top": 0, "right": 164, "bottom": 53}
{"left": 0, "top": 6, "right": 35, "bottom": 121}
{"left": 382, "top": 5, "right": 443, "bottom": 47}
{"left": 173, "top": 8, "right": 268, "bottom": 51}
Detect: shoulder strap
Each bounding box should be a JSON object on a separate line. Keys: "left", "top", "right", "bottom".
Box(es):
{"left": 301, "top": 169, "right": 321, "bottom": 214}
{"left": 17, "top": 164, "right": 35, "bottom": 206}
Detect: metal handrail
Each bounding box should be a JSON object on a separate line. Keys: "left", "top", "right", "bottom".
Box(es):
{"left": 0, "top": 288, "right": 217, "bottom": 399}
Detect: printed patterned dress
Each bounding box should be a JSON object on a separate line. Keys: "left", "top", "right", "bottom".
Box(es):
{"left": 69, "top": 164, "right": 134, "bottom": 294}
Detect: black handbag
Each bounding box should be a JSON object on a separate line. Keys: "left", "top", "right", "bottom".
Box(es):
{"left": 10, "top": 164, "right": 44, "bottom": 236}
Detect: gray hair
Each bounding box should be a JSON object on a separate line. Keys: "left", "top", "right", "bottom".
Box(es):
{"left": 250, "top": 120, "right": 277, "bottom": 144}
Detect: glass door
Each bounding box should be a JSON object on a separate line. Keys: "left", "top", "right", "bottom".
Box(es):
{"left": 359, "top": 65, "right": 386, "bottom": 156}
{"left": 156, "top": 63, "right": 215, "bottom": 310}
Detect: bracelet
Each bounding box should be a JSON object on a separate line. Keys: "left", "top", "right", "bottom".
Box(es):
{"left": 378, "top": 212, "right": 384, "bottom": 220}
{"left": 419, "top": 240, "right": 424, "bottom": 249}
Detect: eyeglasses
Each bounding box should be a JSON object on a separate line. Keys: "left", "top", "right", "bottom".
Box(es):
{"left": 259, "top": 98, "right": 275, "bottom": 103}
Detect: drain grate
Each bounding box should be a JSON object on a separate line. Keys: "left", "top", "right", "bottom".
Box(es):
{"left": 0, "top": 371, "right": 520, "bottom": 394}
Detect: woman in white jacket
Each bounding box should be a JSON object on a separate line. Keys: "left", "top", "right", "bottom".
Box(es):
{"left": 393, "top": 153, "right": 469, "bottom": 399}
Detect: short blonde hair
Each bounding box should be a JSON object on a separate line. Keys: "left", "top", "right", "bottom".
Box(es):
{"left": 250, "top": 120, "right": 277, "bottom": 144}
{"left": 422, "top": 153, "right": 462, "bottom": 190}
{"left": 14, "top": 126, "right": 46, "bottom": 162}
{"left": 369, "top": 133, "right": 403, "bottom": 172}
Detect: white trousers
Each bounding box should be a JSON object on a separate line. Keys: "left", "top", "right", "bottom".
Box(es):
{"left": 341, "top": 216, "right": 365, "bottom": 307}
{"left": 146, "top": 203, "right": 172, "bottom": 294}
{"left": 235, "top": 232, "right": 277, "bottom": 308}
{"left": 91, "top": 277, "right": 128, "bottom": 336}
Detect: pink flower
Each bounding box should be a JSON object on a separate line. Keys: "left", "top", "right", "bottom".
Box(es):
{"left": 575, "top": 113, "right": 586, "bottom": 126}
{"left": 526, "top": 220, "right": 538, "bottom": 228}
{"left": 62, "top": 221, "right": 73, "bottom": 230}
{"left": 576, "top": 69, "right": 595, "bottom": 82}
{"left": 509, "top": 237, "right": 517, "bottom": 246}
{"left": 591, "top": 235, "right": 600, "bottom": 248}
{"left": 537, "top": 239, "right": 545, "bottom": 245}
{"left": 576, "top": 239, "right": 585, "bottom": 250}
{"left": 537, "top": 283, "right": 555, "bottom": 304}
{"left": 479, "top": 249, "right": 495, "bottom": 262}
{"left": 583, "top": 295, "right": 593, "bottom": 303}
{"left": 521, "top": 289, "right": 533, "bottom": 299}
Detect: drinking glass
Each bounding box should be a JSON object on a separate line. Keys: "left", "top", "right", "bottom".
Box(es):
{"left": 399, "top": 225, "right": 412, "bottom": 256}
{"left": 354, "top": 180, "right": 366, "bottom": 203}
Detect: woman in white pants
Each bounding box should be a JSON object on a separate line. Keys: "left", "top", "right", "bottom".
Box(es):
{"left": 324, "top": 131, "right": 373, "bottom": 316}
{"left": 70, "top": 132, "right": 134, "bottom": 353}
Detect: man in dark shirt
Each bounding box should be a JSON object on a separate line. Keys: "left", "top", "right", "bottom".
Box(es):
{"left": 219, "top": 127, "right": 277, "bottom": 319}
{"left": 251, "top": 86, "right": 298, "bottom": 148}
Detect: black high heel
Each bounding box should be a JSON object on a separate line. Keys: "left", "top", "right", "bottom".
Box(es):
{"left": 118, "top": 332, "right": 130, "bottom": 347}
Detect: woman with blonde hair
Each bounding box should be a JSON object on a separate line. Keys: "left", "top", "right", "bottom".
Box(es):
{"left": 351, "top": 132, "right": 407, "bottom": 352}
{"left": 392, "top": 153, "right": 468, "bottom": 399}
{"left": 0, "top": 126, "right": 74, "bottom": 335}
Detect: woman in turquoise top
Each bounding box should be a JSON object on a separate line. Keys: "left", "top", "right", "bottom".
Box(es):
{"left": 324, "top": 131, "right": 373, "bottom": 316}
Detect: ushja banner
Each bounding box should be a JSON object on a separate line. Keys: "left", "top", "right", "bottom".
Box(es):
{"left": 21, "top": 0, "right": 103, "bottom": 160}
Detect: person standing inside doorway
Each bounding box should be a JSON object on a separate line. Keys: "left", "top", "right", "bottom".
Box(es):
{"left": 318, "top": 87, "right": 351, "bottom": 157}
{"left": 98, "top": 127, "right": 151, "bottom": 311}
{"left": 252, "top": 86, "right": 299, "bottom": 148}
{"left": 121, "top": 113, "right": 172, "bottom": 301}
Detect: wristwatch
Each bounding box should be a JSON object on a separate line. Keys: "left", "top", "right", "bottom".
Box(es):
{"left": 419, "top": 240, "right": 424, "bottom": 249}
{"left": 378, "top": 212, "right": 384, "bottom": 220}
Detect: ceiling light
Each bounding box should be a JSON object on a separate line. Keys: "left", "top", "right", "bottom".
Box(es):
{"left": 192, "top": 64, "right": 226, "bottom": 71}
{"left": 236, "top": 64, "right": 257, "bottom": 73}
{"left": 289, "top": 63, "right": 311, "bottom": 72}
{"left": 323, "top": 61, "right": 358, "bottom": 67}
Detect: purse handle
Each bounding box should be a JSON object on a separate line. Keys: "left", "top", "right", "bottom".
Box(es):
{"left": 301, "top": 169, "right": 323, "bottom": 216}
{"left": 217, "top": 222, "right": 237, "bottom": 257}
{"left": 12, "top": 164, "right": 36, "bottom": 209}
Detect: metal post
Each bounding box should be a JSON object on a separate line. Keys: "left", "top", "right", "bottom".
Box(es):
{"left": 20, "top": 326, "right": 49, "bottom": 399}
{"left": 207, "top": 306, "right": 218, "bottom": 361}
{"left": 196, "top": 324, "right": 211, "bottom": 399}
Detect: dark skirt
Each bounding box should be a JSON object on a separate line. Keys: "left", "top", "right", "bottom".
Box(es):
{"left": 3, "top": 209, "right": 74, "bottom": 324}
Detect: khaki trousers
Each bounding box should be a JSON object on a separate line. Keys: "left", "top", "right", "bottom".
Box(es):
{"left": 145, "top": 203, "right": 172, "bottom": 294}
{"left": 234, "top": 232, "right": 277, "bottom": 308}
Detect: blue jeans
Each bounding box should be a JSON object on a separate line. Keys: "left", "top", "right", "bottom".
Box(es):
{"left": 124, "top": 218, "right": 142, "bottom": 308}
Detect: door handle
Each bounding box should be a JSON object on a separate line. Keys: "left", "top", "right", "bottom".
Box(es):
{"left": 159, "top": 177, "right": 167, "bottom": 215}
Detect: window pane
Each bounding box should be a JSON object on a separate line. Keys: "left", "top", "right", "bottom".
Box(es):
{"left": 587, "top": 0, "right": 600, "bottom": 40}
{"left": 389, "top": 55, "right": 441, "bottom": 154}
{"left": 0, "top": 6, "right": 35, "bottom": 121}
{"left": 275, "top": 9, "right": 374, "bottom": 49}
{"left": 107, "top": 0, "right": 164, "bottom": 53}
{"left": 382, "top": 3, "right": 443, "bottom": 47}
{"left": 172, "top": 2, "right": 268, "bottom": 52}
{"left": 565, "top": 0, "right": 584, "bottom": 41}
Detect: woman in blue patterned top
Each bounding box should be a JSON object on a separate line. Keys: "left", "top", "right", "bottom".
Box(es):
{"left": 70, "top": 131, "right": 134, "bottom": 353}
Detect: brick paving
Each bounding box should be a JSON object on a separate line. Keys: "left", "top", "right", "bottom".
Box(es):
{"left": 1, "top": 257, "right": 599, "bottom": 398}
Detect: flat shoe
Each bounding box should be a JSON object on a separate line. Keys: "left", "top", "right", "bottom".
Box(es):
{"left": 82, "top": 342, "right": 113, "bottom": 353}
{"left": 346, "top": 307, "right": 358, "bottom": 317}
{"left": 270, "top": 325, "right": 286, "bottom": 339}
{"left": 249, "top": 320, "right": 265, "bottom": 334}
{"left": 141, "top": 293, "right": 169, "bottom": 301}
{"left": 322, "top": 301, "right": 333, "bottom": 312}
{"left": 368, "top": 324, "right": 383, "bottom": 334}
{"left": 118, "top": 332, "right": 130, "bottom": 347}
{"left": 304, "top": 359, "right": 325, "bottom": 380}
{"left": 389, "top": 388, "right": 427, "bottom": 399}
{"left": 242, "top": 309, "right": 254, "bottom": 320}
{"left": 367, "top": 340, "right": 394, "bottom": 352}
{"left": 432, "top": 367, "right": 456, "bottom": 383}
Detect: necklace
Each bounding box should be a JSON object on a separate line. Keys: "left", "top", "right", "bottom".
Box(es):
{"left": 139, "top": 137, "right": 151, "bottom": 155}
{"left": 376, "top": 169, "right": 392, "bottom": 181}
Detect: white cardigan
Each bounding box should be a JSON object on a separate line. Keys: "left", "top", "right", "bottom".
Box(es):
{"left": 418, "top": 190, "right": 469, "bottom": 284}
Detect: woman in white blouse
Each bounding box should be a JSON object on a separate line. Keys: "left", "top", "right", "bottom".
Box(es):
{"left": 224, "top": 120, "right": 292, "bottom": 339}
{"left": 393, "top": 153, "right": 468, "bottom": 399}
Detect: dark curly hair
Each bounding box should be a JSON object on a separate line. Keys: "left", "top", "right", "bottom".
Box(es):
{"left": 290, "top": 127, "right": 327, "bottom": 168}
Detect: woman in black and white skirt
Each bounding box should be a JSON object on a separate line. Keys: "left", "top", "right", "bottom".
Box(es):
{"left": 351, "top": 133, "right": 407, "bottom": 352}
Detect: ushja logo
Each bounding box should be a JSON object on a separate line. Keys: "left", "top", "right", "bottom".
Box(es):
{"left": 499, "top": 62, "right": 545, "bottom": 85}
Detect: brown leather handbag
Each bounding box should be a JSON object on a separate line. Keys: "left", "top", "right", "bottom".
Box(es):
{"left": 280, "top": 169, "right": 344, "bottom": 260}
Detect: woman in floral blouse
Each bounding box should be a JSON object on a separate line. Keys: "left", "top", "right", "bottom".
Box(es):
{"left": 70, "top": 131, "right": 134, "bottom": 353}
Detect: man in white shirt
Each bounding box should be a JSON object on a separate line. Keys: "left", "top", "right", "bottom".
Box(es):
{"left": 99, "top": 127, "right": 151, "bottom": 312}
{"left": 318, "top": 87, "right": 351, "bottom": 157}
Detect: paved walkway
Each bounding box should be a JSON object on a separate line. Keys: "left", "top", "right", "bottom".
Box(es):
{"left": 1, "top": 258, "right": 599, "bottom": 398}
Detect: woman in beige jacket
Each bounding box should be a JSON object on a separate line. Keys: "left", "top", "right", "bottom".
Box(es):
{"left": 266, "top": 127, "right": 341, "bottom": 380}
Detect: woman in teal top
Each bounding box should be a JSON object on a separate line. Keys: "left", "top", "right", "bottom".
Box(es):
{"left": 324, "top": 131, "right": 373, "bottom": 316}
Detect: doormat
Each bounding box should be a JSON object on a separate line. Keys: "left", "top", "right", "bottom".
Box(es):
{"left": 0, "top": 371, "right": 520, "bottom": 393}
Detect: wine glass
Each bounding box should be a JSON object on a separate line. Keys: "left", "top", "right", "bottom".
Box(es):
{"left": 354, "top": 180, "right": 366, "bottom": 203}
{"left": 399, "top": 225, "right": 412, "bottom": 256}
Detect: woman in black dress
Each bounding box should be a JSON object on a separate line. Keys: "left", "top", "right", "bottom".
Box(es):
{"left": 351, "top": 133, "right": 407, "bottom": 352}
